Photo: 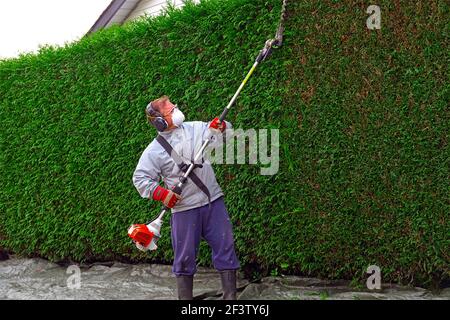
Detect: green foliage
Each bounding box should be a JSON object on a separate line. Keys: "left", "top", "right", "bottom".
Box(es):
{"left": 319, "top": 291, "right": 329, "bottom": 300}
{"left": 0, "top": 0, "right": 448, "bottom": 287}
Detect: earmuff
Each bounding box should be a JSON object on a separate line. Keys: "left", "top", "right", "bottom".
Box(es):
{"left": 145, "top": 102, "right": 168, "bottom": 132}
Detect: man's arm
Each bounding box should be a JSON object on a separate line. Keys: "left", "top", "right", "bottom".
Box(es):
{"left": 132, "top": 146, "right": 181, "bottom": 208}
{"left": 132, "top": 148, "right": 161, "bottom": 199}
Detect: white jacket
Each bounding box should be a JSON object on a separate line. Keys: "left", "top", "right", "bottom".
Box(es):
{"left": 132, "top": 120, "right": 231, "bottom": 213}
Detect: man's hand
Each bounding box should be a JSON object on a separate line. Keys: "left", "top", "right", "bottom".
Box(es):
{"left": 208, "top": 117, "right": 226, "bottom": 133}
{"left": 152, "top": 186, "right": 181, "bottom": 208}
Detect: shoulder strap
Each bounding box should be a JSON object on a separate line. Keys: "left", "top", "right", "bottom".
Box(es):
{"left": 156, "top": 134, "right": 211, "bottom": 203}
{"left": 156, "top": 134, "right": 185, "bottom": 167}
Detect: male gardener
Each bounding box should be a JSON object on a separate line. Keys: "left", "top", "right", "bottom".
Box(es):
{"left": 132, "top": 95, "right": 240, "bottom": 300}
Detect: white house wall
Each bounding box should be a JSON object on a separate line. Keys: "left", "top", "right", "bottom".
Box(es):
{"left": 125, "top": 0, "right": 200, "bottom": 22}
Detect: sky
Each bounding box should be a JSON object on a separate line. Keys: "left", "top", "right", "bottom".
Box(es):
{"left": 0, "top": 0, "right": 112, "bottom": 59}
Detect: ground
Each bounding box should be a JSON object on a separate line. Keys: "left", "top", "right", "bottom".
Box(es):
{"left": 0, "top": 256, "right": 448, "bottom": 300}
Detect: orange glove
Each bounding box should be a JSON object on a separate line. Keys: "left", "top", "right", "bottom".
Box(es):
{"left": 152, "top": 186, "right": 181, "bottom": 208}
{"left": 208, "top": 117, "right": 226, "bottom": 132}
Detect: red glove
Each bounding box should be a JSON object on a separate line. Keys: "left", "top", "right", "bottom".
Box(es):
{"left": 152, "top": 186, "right": 181, "bottom": 208}
{"left": 208, "top": 117, "right": 226, "bottom": 132}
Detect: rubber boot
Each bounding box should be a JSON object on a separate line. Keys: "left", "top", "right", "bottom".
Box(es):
{"left": 176, "top": 275, "right": 194, "bottom": 300}
{"left": 220, "top": 270, "right": 237, "bottom": 300}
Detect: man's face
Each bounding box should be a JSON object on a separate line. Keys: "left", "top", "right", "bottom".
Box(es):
{"left": 158, "top": 99, "right": 176, "bottom": 129}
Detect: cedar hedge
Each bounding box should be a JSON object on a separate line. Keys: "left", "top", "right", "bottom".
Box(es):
{"left": 0, "top": 0, "right": 448, "bottom": 287}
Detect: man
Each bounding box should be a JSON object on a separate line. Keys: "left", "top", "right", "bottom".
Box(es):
{"left": 132, "top": 95, "right": 240, "bottom": 300}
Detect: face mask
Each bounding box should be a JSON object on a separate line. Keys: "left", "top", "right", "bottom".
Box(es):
{"left": 171, "top": 106, "right": 185, "bottom": 127}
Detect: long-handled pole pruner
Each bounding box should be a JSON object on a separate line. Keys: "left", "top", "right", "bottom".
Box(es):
{"left": 128, "top": 0, "right": 288, "bottom": 252}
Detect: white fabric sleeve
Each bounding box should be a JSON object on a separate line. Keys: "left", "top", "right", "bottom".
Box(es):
{"left": 132, "top": 148, "right": 161, "bottom": 199}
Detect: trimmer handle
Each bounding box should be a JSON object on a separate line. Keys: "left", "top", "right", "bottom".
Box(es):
{"left": 171, "top": 185, "right": 183, "bottom": 195}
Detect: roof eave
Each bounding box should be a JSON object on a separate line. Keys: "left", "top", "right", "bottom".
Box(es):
{"left": 86, "top": 0, "right": 128, "bottom": 35}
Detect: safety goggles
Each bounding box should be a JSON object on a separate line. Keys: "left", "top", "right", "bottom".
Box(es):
{"left": 161, "top": 104, "right": 178, "bottom": 117}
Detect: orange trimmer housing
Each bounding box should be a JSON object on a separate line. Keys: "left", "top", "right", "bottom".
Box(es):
{"left": 128, "top": 224, "right": 154, "bottom": 247}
